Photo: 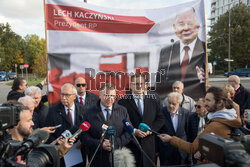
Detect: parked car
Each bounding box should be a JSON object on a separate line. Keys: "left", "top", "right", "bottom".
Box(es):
{"left": 224, "top": 68, "right": 250, "bottom": 77}
{"left": 8, "top": 72, "right": 17, "bottom": 79}
{"left": 0, "top": 71, "right": 10, "bottom": 81}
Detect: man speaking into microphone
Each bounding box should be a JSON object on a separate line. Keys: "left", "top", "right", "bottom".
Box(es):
{"left": 83, "top": 83, "right": 131, "bottom": 167}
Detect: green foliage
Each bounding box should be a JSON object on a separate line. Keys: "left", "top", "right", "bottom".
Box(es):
{"left": 208, "top": 3, "right": 250, "bottom": 71}
{"left": 0, "top": 23, "right": 46, "bottom": 76}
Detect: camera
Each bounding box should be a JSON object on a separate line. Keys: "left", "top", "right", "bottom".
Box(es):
{"left": 0, "top": 105, "right": 60, "bottom": 167}
{"left": 199, "top": 133, "right": 250, "bottom": 167}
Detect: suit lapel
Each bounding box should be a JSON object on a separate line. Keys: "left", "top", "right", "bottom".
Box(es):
{"left": 95, "top": 103, "right": 106, "bottom": 124}
{"left": 58, "top": 103, "right": 72, "bottom": 126}
{"left": 164, "top": 109, "right": 176, "bottom": 135}
{"left": 128, "top": 95, "right": 142, "bottom": 117}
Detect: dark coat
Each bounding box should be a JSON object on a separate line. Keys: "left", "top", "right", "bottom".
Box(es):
{"left": 45, "top": 102, "right": 85, "bottom": 167}
{"left": 156, "top": 38, "right": 206, "bottom": 100}
{"left": 7, "top": 90, "right": 24, "bottom": 101}
{"left": 233, "top": 84, "right": 250, "bottom": 116}
{"left": 187, "top": 112, "right": 208, "bottom": 142}
{"left": 82, "top": 101, "right": 131, "bottom": 167}
{"left": 33, "top": 102, "right": 49, "bottom": 129}
{"left": 74, "top": 91, "right": 99, "bottom": 112}
{"left": 157, "top": 106, "right": 190, "bottom": 166}
{"left": 118, "top": 94, "right": 165, "bottom": 167}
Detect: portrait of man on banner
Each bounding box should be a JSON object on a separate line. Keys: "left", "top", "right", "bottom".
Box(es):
{"left": 156, "top": 7, "right": 206, "bottom": 100}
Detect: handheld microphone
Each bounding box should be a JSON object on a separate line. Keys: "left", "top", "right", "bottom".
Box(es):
{"left": 15, "top": 129, "right": 49, "bottom": 155}
{"left": 70, "top": 121, "right": 90, "bottom": 140}
{"left": 122, "top": 118, "right": 157, "bottom": 167}
{"left": 107, "top": 126, "right": 116, "bottom": 167}
{"left": 50, "top": 126, "right": 78, "bottom": 144}
{"left": 138, "top": 123, "right": 160, "bottom": 135}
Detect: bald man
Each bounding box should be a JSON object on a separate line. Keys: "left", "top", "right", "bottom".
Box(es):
{"left": 227, "top": 75, "right": 249, "bottom": 116}
{"left": 74, "top": 77, "right": 99, "bottom": 112}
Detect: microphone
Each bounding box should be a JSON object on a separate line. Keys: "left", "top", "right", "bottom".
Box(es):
{"left": 87, "top": 123, "right": 111, "bottom": 167}
{"left": 50, "top": 126, "right": 78, "bottom": 144}
{"left": 166, "top": 38, "right": 175, "bottom": 80}
{"left": 15, "top": 129, "right": 49, "bottom": 155}
{"left": 70, "top": 121, "right": 90, "bottom": 140}
{"left": 114, "top": 148, "right": 136, "bottom": 167}
{"left": 107, "top": 126, "right": 116, "bottom": 167}
{"left": 138, "top": 123, "right": 160, "bottom": 135}
{"left": 122, "top": 118, "right": 157, "bottom": 167}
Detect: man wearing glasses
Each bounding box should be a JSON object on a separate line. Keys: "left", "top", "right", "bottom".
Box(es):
{"left": 74, "top": 77, "right": 99, "bottom": 112}
{"left": 83, "top": 83, "right": 131, "bottom": 167}
{"left": 45, "top": 83, "right": 85, "bottom": 166}
{"left": 118, "top": 74, "right": 164, "bottom": 167}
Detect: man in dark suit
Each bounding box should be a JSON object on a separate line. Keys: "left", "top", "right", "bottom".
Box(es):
{"left": 118, "top": 74, "right": 165, "bottom": 167}
{"left": 157, "top": 8, "right": 206, "bottom": 100}
{"left": 74, "top": 77, "right": 99, "bottom": 110}
{"left": 45, "top": 83, "right": 85, "bottom": 167}
{"left": 228, "top": 75, "right": 250, "bottom": 116}
{"left": 157, "top": 92, "right": 190, "bottom": 166}
{"left": 83, "top": 83, "right": 131, "bottom": 167}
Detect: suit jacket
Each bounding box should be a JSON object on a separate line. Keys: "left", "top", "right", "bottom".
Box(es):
{"left": 82, "top": 101, "right": 131, "bottom": 167}
{"left": 157, "top": 106, "right": 189, "bottom": 166}
{"left": 45, "top": 102, "right": 84, "bottom": 167}
{"left": 156, "top": 38, "right": 206, "bottom": 100}
{"left": 74, "top": 91, "right": 99, "bottom": 113}
{"left": 187, "top": 112, "right": 208, "bottom": 142}
{"left": 33, "top": 102, "right": 49, "bottom": 129}
{"left": 118, "top": 94, "right": 165, "bottom": 167}
{"left": 233, "top": 84, "right": 249, "bottom": 116}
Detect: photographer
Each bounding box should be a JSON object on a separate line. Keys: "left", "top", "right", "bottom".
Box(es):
{"left": 158, "top": 87, "right": 242, "bottom": 162}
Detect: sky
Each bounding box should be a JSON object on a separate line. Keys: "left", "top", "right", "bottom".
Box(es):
{"left": 0, "top": 0, "right": 211, "bottom": 39}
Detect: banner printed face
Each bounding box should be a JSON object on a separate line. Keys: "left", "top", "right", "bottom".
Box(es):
{"left": 46, "top": 0, "right": 207, "bottom": 104}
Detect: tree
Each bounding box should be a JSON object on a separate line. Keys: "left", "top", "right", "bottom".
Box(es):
{"left": 32, "top": 39, "right": 47, "bottom": 77}
{"left": 208, "top": 3, "right": 250, "bottom": 72}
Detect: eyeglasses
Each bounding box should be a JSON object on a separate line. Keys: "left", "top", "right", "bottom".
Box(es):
{"left": 195, "top": 105, "right": 201, "bottom": 109}
{"left": 60, "top": 93, "right": 74, "bottom": 98}
{"left": 104, "top": 94, "right": 116, "bottom": 99}
{"left": 76, "top": 84, "right": 86, "bottom": 87}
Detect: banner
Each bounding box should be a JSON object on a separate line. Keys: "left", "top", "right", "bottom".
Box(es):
{"left": 45, "top": 0, "right": 207, "bottom": 104}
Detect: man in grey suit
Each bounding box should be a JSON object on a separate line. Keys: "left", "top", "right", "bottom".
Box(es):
{"left": 157, "top": 8, "right": 206, "bottom": 100}
{"left": 83, "top": 83, "right": 131, "bottom": 167}
{"left": 157, "top": 92, "right": 190, "bottom": 166}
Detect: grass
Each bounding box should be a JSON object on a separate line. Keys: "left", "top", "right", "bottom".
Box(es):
{"left": 7, "top": 78, "right": 44, "bottom": 86}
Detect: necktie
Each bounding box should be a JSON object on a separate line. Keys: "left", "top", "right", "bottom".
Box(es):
{"left": 181, "top": 46, "right": 190, "bottom": 81}
{"left": 137, "top": 98, "right": 143, "bottom": 117}
{"left": 79, "top": 97, "right": 84, "bottom": 105}
{"left": 105, "top": 108, "right": 111, "bottom": 121}
{"left": 67, "top": 109, "right": 73, "bottom": 126}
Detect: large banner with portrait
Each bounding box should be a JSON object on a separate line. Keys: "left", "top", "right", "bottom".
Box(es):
{"left": 45, "top": 0, "right": 207, "bottom": 104}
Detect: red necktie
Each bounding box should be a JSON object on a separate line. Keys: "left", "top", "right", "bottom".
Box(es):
{"left": 79, "top": 97, "right": 84, "bottom": 105}
{"left": 181, "top": 46, "right": 190, "bottom": 81}
{"left": 68, "top": 109, "right": 73, "bottom": 126}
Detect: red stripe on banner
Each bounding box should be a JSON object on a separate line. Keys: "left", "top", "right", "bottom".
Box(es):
{"left": 45, "top": 4, "right": 155, "bottom": 33}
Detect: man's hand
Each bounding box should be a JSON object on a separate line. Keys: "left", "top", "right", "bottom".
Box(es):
{"left": 41, "top": 127, "right": 56, "bottom": 133}
{"left": 102, "top": 139, "right": 111, "bottom": 151}
{"left": 134, "top": 129, "right": 148, "bottom": 138}
{"left": 157, "top": 134, "right": 172, "bottom": 142}
{"left": 243, "top": 109, "right": 250, "bottom": 125}
{"left": 61, "top": 136, "right": 75, "bottom": 149}
{"left": 194, "top": 151, "right": 201, "bottom": 160}
{"left": 196, "top": 66, "right": 205, "bottom": 83}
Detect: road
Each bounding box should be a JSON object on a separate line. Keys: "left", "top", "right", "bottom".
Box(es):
{"left": 0, "top": 76, "right": 249, "bottom": 104}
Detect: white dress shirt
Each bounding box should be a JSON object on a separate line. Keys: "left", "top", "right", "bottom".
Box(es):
{"left": 170, "top": 110, "right": 179, "bottom": 132}
{"left": 100, "top": 102, "right": 112, "bottom": 121}
{"left": 64, "top": 103, "right": 76, "bottom": 125}
{"left": 179, "top": 37, "right": 197, "bottom": 65}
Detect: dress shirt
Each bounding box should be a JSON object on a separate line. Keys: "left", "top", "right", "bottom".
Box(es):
{"left": 180, "top": 37, "right": 197, "bottom": 65}
{"left": 197, "top": 115, "right": 206, "bottom": 135}
{"left": 64, "top": 103, "right": 76, "bottom": 125}
{"left": 100, "top": 102, "right": 112, "bottom": 121}
{"left": 170, "top": 110, "right": 179, "bottom": 132}
{"left": 77, "top": 93, "right": 86, "bottom": 105}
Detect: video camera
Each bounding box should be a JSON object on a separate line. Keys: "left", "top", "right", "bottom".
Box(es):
{"left": 0, "top": 105, "right": 60, "bottom": 167}
{"left": 199, "top": 133, "right": 250, "bottom": 167}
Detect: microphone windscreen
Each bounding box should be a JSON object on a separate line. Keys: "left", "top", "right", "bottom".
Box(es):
{"left": 69, "top": 126, "right": 78, "bottom": 134}
{"left": 107, "top": 126, "right": 116, "bottom": 135}
{"left": 114, "top": 148, "right": 136, "bottom": 167}
{"left": 122, "top": 118, "right": 134, "bottom": 134}
{"left": 80, "top": 121, "right": 91, "bottom": 132}
{"left": 138, "top": 123, "right": 150, "bottom": 132}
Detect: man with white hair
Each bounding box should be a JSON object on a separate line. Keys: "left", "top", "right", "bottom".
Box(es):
{"left": 163, "top": 81, "right": 195, "bottom": 112}
{"left": 45, "top": 83, "right": 85, "bottom": 167}
{"left": 18, "top": 95, "right": 36, "bottom": 114}
{"left": 157, "top": 92, "right": 190, "bottom": 166}
{"left": 25, "top": 86, "right": 49, "bottom": 129}
{"left": 228, "top": 75, "right": 249, "bottom": 116}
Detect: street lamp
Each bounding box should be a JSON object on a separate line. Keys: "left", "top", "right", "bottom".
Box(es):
{"left": 228, "top": 3, "right": 231, "bottom": 72}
